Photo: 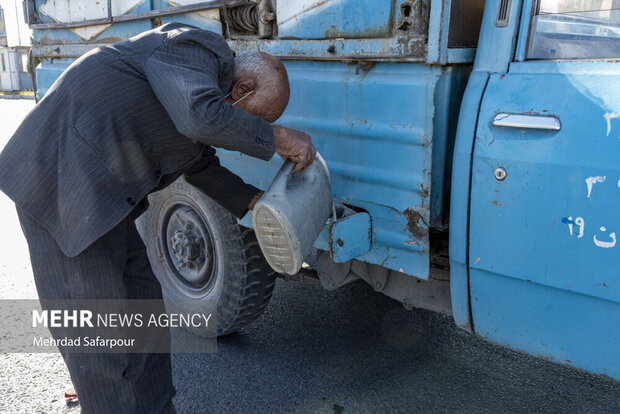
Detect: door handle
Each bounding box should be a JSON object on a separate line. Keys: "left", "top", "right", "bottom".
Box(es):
{"left": 491, "top": 113, "right": 561, "bottom": 131}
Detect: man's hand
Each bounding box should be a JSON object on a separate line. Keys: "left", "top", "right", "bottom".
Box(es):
{"left": 248, "top": 191, "right": 264, "bottom": 210}
{"left": 272, "top": 125, "right": 317, "bottom": 173}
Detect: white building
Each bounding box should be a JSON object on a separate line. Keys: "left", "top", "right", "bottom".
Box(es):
{"left": 0, "top": 1, "right": 33, "bottom": 92}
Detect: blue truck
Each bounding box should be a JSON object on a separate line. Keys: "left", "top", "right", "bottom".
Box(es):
{"left": 24, "top": 0, "right": 620, "bottom": 380}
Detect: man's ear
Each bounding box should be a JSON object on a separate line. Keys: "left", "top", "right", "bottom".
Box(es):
{"left": 231, "top": 77, "right": 256, "bottom": 101}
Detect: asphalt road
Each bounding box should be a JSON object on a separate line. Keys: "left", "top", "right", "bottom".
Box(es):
{"left": 1, "top": 99, "right": 619, "bottom": 413}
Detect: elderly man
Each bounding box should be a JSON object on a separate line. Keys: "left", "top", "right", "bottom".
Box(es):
{"left": 0, "top": 22, "right": 315, "bottom": 413}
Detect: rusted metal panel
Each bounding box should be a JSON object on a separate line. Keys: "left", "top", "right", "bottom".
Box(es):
{"left": 315, "top": 207, "right": 372, "bottom": 263}
{"left": 222, "top": 60, "right": 441, "bottom": 279}
{"left": 29, "top": 0, "right": 437, "bottom": 60}
{"left": 228, "top": 36, "right": 427, "bottom": 60}
{"left": 32, "top": 35, "right": 429, "bottom": 61}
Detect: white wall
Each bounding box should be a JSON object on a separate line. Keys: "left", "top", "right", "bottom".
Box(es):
{"left": 0, "top": 0, "right": 31, "bottom": 47}
{"left": 0, "top": 48, "right": 20, "bottom": 91}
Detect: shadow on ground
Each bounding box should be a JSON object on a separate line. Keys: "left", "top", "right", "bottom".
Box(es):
{"left": 172, "top": 280, "right": 620, "bottom": 414}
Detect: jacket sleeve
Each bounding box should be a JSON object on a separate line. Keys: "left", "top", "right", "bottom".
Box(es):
{"left": 183, "top": 146, "right": 260, "bottom": 219}
{"left": 143, "top": 29, "right": 275, "bottom": 161}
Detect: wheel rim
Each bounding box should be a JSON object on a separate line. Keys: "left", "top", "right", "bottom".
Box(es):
{"left": 158, "top": 199, "right": 217, "bottom": 297}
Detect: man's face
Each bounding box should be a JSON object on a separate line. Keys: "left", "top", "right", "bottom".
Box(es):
{"left": 225, "top": 73, "right": 290, "bottom": 123}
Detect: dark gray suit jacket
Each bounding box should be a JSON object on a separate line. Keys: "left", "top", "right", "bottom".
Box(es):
{"left": 0, "top": 23, "right": 275, "bottom": 257}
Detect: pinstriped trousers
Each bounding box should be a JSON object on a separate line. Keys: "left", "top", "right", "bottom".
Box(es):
{"left": 17, "top": 207, "right": 176, "bottom": 414}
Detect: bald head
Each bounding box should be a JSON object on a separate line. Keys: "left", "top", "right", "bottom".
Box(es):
{"left": 226, "top": 52, "right": 290, "bottom": 123}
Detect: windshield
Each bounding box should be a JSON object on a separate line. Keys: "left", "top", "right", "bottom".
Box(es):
{"left": 528, "top": 0, "right": 620, "bottom": 59}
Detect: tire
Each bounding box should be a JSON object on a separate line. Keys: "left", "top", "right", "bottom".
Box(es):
{"left": 136, "top": 177, "right": 276, "bottom": 337}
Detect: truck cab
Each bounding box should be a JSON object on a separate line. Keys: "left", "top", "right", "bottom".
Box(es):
{"left": 25, "top": 0, "right": 620, "bottom": 380}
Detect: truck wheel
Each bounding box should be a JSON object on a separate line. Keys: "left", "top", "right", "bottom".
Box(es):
{"left": 136, "top": 177, "right": 276, "bottom": 337}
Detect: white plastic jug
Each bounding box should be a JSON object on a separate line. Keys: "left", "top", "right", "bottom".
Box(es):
{"left": 252, "top": 153, "right": 332, "bottom": 275}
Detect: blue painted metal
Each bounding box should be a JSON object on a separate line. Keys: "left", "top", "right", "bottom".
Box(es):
{"left": 430, "top": 65, "right": 469, "bottom": 228}
{"left": 219, "top": 60, "right": 446, "bottom": 279}
{"left": 437, "top": 0, "right": 452, "bottom": 64}
{"left": 448, "top": 71, "right": 488, "bottom": 332}
{"left": 449, "top": 0, "right": 524, "bottom": 332}
{"left": 473, "top": 0, "right": 524, "bottom": 74}
{"left": 446, "top": 48, "right": 476, "bottom": 63}
{"left": 426, "top": 0, "right": 443, "bottom": 63}
{"left": 430, "top": 68, "right": 453, "bottom": 228}
{"left": 470, "top": 60, "right": 620, "bottom": 379}
{"left": 35, "top": 59, "right": 71, "bottom": 99}
{"left": 329, "top": 213, "right": 371, "bottom": 263}
{"left": 277, "top": 0, "right": 393, "bottom": 39}
{"left": 471, "top": 270, "right": 620, "bottom": 379}
{"left": 319, "top": 212, "right": 372, "bottom": 263}
{"left": 514, "top": 0, "right": 533, "bottom": 62}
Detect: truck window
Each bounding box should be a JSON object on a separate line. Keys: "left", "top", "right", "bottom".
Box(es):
{"left": 527, "top": 0, "right": 620, "bottom": 59}
{"left": 448, "top": 0, "right": 486, "bottom": 48}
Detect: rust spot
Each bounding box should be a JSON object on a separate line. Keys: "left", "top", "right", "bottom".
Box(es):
{"left": 396, "top": 0, "right": 430, "bottom": 35}
{"left": 419, "top": 131, "right": 431, "bottom": 146}
{"left": 474, "top": 257, "right": 480, "bottom": 264}
{"left": 324, "top": 25, "right": 338, "bottom": 37}
{"left": 491, "top": 200, "right": 501, "bottom": 206}
{"left": 324, "top": 22, "right": 387, "bottom": 38}
{"left": 396, "top": 35, "right": 425, "bottom": 57}
{"left": 358, "top": 61, "right": 376, "bottom": 72}
{"left": 403, "top": 208, "right": 427, "bottom": 240}
{"left": 420, "top": 185, "right": 430, "bottom": 200}
{"left": 500, "top": 73, "right": 506, "bottom": 80}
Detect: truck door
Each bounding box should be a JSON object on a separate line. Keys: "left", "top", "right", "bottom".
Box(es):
{"left": 469, "top": 0, "right": 620, "bottom": 379}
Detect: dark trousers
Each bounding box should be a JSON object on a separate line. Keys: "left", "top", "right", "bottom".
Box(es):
{"left": 17, "top": 207, "right": 176, "bottom": 414}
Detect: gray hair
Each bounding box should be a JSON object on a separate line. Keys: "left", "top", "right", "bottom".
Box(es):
{"left": 234, "top": 52, "right": 290, "bottom": 120}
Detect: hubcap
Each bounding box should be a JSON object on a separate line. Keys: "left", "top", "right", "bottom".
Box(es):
{"left": 162, "top": 204, "right": 215, "bottom": 289}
